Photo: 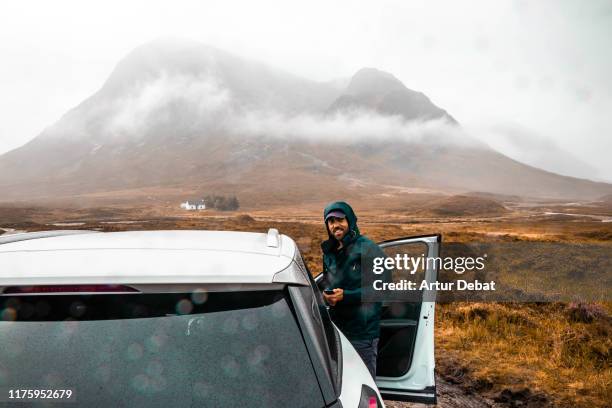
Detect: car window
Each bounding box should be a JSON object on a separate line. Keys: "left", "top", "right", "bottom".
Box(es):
{"left": 294, "top": 252, "right": 341, "bottom": 391}
{"left": 0, "top": 291, "right": 325, "bottom": 408}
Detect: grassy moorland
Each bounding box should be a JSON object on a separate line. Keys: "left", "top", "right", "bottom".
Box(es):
{"left": 436, "top": 302, "right": 611, "bottom": 407}
{"left": 1, "top": 202, "right": 610, "bottom": 407}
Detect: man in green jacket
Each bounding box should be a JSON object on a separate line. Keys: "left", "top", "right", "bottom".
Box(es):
{"left": 321, "top": 201, "right": 388, "bottom": 378}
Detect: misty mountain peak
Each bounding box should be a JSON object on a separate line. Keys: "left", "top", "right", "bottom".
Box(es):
{"left": 345, "top": 68, "right": 406, "bottom": 96}
{"left": 90, "top": 38, "right": 339, "bottom": 115}
{"left": 329, "top": 67, "right": 457, "bottom": 123}
{"left": 101, "top": 39, "right": 222, "bottom": 94}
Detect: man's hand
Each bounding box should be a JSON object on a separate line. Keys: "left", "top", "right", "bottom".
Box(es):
{"left": 323, "top": 288, "right": 344, "bottom": 306}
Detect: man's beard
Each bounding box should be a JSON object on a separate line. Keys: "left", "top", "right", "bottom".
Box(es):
{"left": 333, "top": 228, "right": 346, "bottom": 240}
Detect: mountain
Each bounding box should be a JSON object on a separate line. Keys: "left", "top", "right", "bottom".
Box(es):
{"left": 101, "top": 39, "right": 338, "bottom": 113}
{"left": 0, "top": 39, "right": 611, "bottom": 205}
{"left": 328, "top": 68, "right": 457, "bottom": 123}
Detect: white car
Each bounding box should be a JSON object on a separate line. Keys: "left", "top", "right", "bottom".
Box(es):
{"left": 0, "top": 229, "right": 440, "bottom": 407}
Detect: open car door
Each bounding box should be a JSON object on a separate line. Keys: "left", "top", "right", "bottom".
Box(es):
{"left": 375, "top": 234, "right": 440, "bottom": 404}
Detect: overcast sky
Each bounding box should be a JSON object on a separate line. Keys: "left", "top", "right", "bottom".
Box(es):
{"left": 1, "top": 0, "right": 611, "bottom": 181}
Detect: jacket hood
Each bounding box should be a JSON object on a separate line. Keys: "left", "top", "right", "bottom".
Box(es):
{"left": 322, "top": 201, "right": 361, "bottom": 253}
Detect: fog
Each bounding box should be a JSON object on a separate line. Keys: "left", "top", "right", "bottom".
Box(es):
{"left": 232, "top": 110, "right": 466, "bottom": 145}
{"left": 1, "top": 0, "right": 611, "bottom": 180}
{"left": 49, "top": 72, "right": 472, "bottom": 148}
{"left": 107, "top": 74, "right": 231, "bottom": 138}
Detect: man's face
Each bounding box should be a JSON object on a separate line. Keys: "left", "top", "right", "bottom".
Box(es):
{"left": 327, "top": 216, "right": 349, "bottom": 241}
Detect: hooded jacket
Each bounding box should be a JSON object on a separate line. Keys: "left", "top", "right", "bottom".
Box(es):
{"left": 321, "top": 201, "right": 387, "bottom": 341}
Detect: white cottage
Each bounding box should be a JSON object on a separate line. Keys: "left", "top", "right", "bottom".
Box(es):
{"left": 180, "top": 200, "right": 206, "bottom": 211}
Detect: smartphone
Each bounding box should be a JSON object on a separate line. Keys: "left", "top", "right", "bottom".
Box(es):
{"left": 323, "top": 289, "right": 335, "bottom": 295}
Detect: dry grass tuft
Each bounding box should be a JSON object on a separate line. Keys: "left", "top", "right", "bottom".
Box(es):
{"left": 233, "top": 214, "right": 256, "bottom": 223}
{"left": 437, "top": 302, "right": 612, "bottom": 407}
{"left": 565, "top": 302, "right": 610, "bottom": 323}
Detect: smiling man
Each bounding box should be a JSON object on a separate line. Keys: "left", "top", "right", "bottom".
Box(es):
{"left": 320, "top": 201, "right": 388, "bottom": 378}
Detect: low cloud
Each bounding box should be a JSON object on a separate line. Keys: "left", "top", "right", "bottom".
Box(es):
{"left": 467, "top": 122, "right": 600, "bottom": 180}
{"left": 231, "top": 108, "right": 474, "bottom": 146}
{"left": 107, "top": 73, "right": 231, "bottom": 137}
{"left": 56, "top": 73, "right": 481, "bottom": 149}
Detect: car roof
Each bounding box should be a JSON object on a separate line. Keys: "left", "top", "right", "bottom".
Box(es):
{"left": 0, "top": 230, "right": 306, "bottom": 289}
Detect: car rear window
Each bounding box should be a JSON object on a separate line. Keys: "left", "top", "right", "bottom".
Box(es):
{"left": 0, "top": 290, "right": 325, "bottom": 407}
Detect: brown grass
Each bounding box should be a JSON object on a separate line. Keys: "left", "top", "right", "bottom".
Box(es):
{"left": 426, "top": 195, "right": 510, "bottom": 217}
{"left": 437, "top": 302, "right": 612, "bottom": 407}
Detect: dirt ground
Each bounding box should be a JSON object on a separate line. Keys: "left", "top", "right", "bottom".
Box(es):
{"left": 385, "top": 376, "right": 502, "bottom": 408}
